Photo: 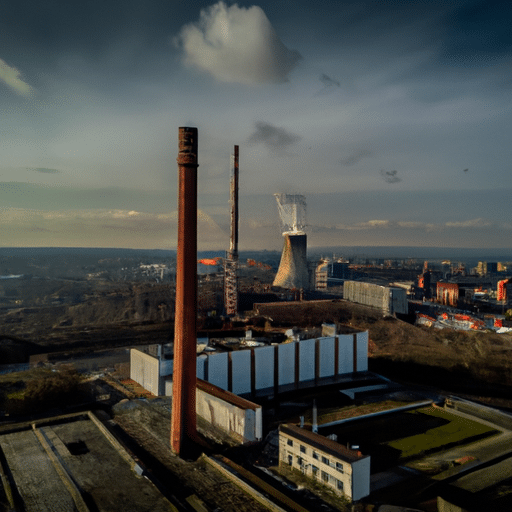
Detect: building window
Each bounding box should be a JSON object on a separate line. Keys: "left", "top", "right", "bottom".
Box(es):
{"left": 287, "top": 439, "right": 293, "bottom": 447}
{"left": 321, "top": 456, "right": 329, "bottom": 465}
{"left": 287, "top": 454, "right": 293, "bottom": 465}
{"left": 312, "top": 465, "right": 319, "bottom": 477}
{"left": 300, "top": 445, "right": 306, "bottom": 454}
{"left": 337, "top": 480, "right": 344, "bottom": 492}
{"left": 297, "top": 456, "right": 303, "bottom": 467}
{"left": 336, "top": 462, "right": 344, "bottom": 473}
{"left": 321, "top": 471, "right": 329, "bottom": 483}
{"left": 312, "top": 451, "right": 319, "bottom": 460}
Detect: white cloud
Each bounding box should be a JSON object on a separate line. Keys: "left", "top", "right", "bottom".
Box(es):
{"left": 175, "top": 1, "right": 301, "bottom": 84}
{"left": 445, "top": 218, "right": 493, "bottom": 229}
{"left": 356, "top": 219, "right": 390, "bottom": 229}
{"left": 319, "top": 218, "right": 501, "bottom": 234}
{"left": 0, "top": 208, "right": 227, "bottom": 249}
{"left": 0, "top": 58, "right": 35, "bottom": 97}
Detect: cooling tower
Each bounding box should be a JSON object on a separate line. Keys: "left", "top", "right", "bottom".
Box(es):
{"left": 273, "top": 233, "right": 309, "bottom": 289}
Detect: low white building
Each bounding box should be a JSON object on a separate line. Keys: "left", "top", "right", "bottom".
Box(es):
{"left": 344, "top": 280, "right": 408, "bottom": 316}
{"left": 279, "top": 423, "right": 370, "bottom": 502}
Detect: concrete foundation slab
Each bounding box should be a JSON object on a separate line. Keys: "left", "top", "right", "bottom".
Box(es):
{"left": 0, "top": 413, "right": 175, "bottom": 512}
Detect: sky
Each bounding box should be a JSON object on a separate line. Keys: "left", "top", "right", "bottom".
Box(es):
{"left": 1, "top": 0, "right": 512, "bottom": 251}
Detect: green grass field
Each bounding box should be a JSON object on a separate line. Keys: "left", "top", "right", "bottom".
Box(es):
{"left": 387, "top": 406, "right": 498, "bottom": 459}
{"left": 323, "top": 404, "right": 499, "bottom": 473}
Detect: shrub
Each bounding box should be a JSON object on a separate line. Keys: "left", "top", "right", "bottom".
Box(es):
{"left": 4, "top": 368, "right": 81, "bottom": 415}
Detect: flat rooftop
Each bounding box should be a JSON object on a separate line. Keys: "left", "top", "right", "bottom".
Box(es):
{"left": 0, "top": 412, "right": 174, "bottom": 512}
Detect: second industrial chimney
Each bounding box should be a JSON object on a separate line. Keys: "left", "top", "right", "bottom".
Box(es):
{"left": 273, "top": 194, "right": 309, "bottom": 290}
{"left": 224, "top": 146, "right": 239, "bottom": 316}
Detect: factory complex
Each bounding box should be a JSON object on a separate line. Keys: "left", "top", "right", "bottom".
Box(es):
{"left": 2, "top": 128, "right": 512, "bottom": 512}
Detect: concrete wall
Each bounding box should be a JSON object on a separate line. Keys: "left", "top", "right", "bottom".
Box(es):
{"left": 389, "top": 287, "right": 409, "bottom": 316}
{"left": 231, "top": 350, "right": 252, "bottom": 395}
{"left": 344, "top": 281, "right": 408, "bottom": 315}
{"left": 278, "top": 342, "right": 295, "bottom": 388}
{"left": 206, "top": 352, "right": 229, "bottom": 390}
{"left": 130, "top": 349, "right": 161, "bottom": 396}
{"left": 163, "top": 379, "right": 263, "bottom": 443}
{"left": 319, "top": 337, "right": 335, "bottom": 378}
{"left": 338, "top": 334, "right": 355, "bottom": 374}
{"left": 355, "top": 331, "right": 368, "bottom": 372}
{"left": 351, "top": 455, "right": 371, "bottom": 501}
{"left": 254, "top": 345, "right": 275, "bottom": 391}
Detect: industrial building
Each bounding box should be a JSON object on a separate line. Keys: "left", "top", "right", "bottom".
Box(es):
{"left": 497, "top": 278, "right": 512, "bottom": 306}
{"left": 437, "top": 281, "right": 459, "bottom": 307}
{"left": 278, "top": 423, "right": 370, "bottom": 501}
{"left": 476, "top": 261, "right": 499, "bottom": 276}
{"left": 343, "top": 280, "right": 408, "bottom": 316}
{"left": 130, "top": 329, "right": 369, "bottom": 444}
{"left": 315, "top": 258, "right": 350, "bottom": 291}
{"left": 131, "top": 330, "right": 368, "bottom": 399}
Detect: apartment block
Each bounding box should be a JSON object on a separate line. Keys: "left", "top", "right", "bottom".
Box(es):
{"left": 278, "top": 424, "right": 370, "bottom": 501}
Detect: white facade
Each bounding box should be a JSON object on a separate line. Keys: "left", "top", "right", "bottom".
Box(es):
{"left": 279, "top": 424, "right": 370, "bottom": 501}
{"left": 196, "top": 381, "right": 263, "bottom": 443}
{"left": 344, "top": 280, "right": 408, "bottom": 315}
{"left": 130, "top": 349, "right": 162, "bottom": 396}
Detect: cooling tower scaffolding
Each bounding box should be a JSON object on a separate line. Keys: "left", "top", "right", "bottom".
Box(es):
{"left": 273, "top": 194, "right": 309, "bottom": 290}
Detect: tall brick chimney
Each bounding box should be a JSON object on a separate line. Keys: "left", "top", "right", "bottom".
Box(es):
{"left": 171, "top": 127, "right": 198, "bottom": 456}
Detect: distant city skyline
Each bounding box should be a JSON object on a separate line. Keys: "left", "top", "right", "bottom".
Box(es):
{"left": 1, "top": 1, "right": 512, "bottom": 250}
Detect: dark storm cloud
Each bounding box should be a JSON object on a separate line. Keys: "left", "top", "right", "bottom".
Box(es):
{"left": 314, "top": 73, "right": 341, "bottom": 96}
{"left": 319, "top": 74, "right": 340, "bottom": 88}
{"left": 0, "top": 0, "right": 197, "bottom": 88}
{"left": 380, "top": 169, "right": 402, "bottom": 184}
{"left": 442, "top": 0, "right": 512, "bottom": 63}
{"left": 0, "top": 0, "right": 189, "bottom": 53}
{"left": 248, "top": 122, "right": 301, "bottom": 154}
{"left": 340, "top": 150, "right": 371, "bottom": 166}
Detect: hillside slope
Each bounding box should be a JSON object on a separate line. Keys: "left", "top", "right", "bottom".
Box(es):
{"left": 255, "top": 300, "right": 512, "bottom": 393}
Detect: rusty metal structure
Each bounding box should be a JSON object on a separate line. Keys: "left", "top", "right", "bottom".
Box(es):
{"left": 171, "top": 127, "right": 198, "bottom": 456}
{"left": 224, "top": 145, "right": 239, "bottom": 316}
